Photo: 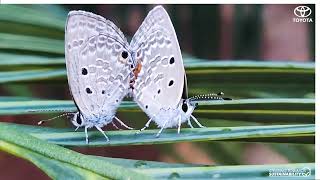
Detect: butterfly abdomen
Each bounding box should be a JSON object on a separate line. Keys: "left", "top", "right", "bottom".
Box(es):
{"left": 152, "top": 108, "right": 189, "bottom": 128}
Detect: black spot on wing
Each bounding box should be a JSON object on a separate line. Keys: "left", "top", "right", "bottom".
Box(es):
{"left": 168, "top": 80, "right": 174, "bottom": 87}
{"left": 82, "top": 68, "right": 88, "bottom": 75}
{"left": 169, "top": 57, "right": 175, "bottom": 64}
{"left": 86, "top": 87, "right": 92, "bottom": 94}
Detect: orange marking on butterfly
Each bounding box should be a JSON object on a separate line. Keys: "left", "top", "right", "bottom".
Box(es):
{"left": 134, "top": 61, "right": 142, "bottom": 78}
{"left": 130, "top": 60, "right": 142, "bottom": 89}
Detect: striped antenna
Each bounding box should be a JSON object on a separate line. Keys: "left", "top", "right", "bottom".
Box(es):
{"left": 28, "top": 109, "right": 74, "bottom": 113}
{"left": 27, "top": 109, "right": 75, "bottom": 125}
{"left": 189, "top": 92, "right": 232, "bottom": 101}
{"left": 37, "top": 112, "right": 74, "bottom": 125}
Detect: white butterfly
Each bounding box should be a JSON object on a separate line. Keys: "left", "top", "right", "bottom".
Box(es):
{"left": 129, "top": 6, "right": 224, "bottom": 137}
{"left": 65, "top": 10, "right": 135, "bottom": 144}
{"left": 130, "top": 6, "right": 231, "bottom": 137}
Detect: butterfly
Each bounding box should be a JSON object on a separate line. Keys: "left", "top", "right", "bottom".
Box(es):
{"left": 65, "top": 10, "right": 135, "bottom": 144}
{"left": 130, "top": 6, "right": 231, "bottom": 137}
{"left": 63, "top": 6, "right": 230, "bottom": 143}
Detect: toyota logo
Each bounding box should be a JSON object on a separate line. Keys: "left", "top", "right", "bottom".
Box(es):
{"left": 294, "top": 6, "right": 312, "bottom": 18}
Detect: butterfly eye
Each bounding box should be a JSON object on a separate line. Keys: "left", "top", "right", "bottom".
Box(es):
{"left": 182, "top": 103, "right": 188, "bottom": 113}
{"left": 76, "top": 114, "right": 82, "bottom": 125}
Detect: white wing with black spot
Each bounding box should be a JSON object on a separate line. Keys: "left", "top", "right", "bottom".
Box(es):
{"left": 65, "top": 11, "right": 132, "bottom": 121}
{"left": 130, "top": 6, "right": 185, "bottom": 118}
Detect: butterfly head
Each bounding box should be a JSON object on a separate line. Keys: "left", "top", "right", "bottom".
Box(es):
{"left": 178, "top": 99, "right": 197, "bottom": 118}
{"left": 71, "top": 112, "right": 85, "bottom": 127}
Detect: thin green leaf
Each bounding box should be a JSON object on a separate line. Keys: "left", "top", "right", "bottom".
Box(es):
{"left": 0, "top": 5, "right": 65, "bottom": 30}
{"left": 137, "top": 163, "right": 314, "bottom": 179}
{"left": 1, "top": 140, "right": 109, "bottom": 179}
{"left": 186, "top": 60, "right": 314, "bottom": 70}
{"left": 0, "top": 96, "right": 39, "bottom": 101}
{"left": 0, "top": 99, "right": 313, "bottom": 124}
{"left": 0, "top": 69, "right": 65, "bottom": 83}
{"left": 27, "top": 5, "right": 68, "bottom": 19}
{"left": 0, "top": 123, "right": 314, "bottom": 146}
{"left": 0, "top": 33, "right": 64, "bottom": 54}
{"left": 0, "top": 53, "right": 64, "bottom": 66}
{"left": 185, "top": 61, "right": 314, "bottom": 98}
{"left": 192, "top": 98, "right": 315, "bottom": 124}
{"left": 91, "top": 155, "right": 199, "bottom": 169}
{"left": 0, "top": 100, "right": 133, "bottom": 115}
{"left": 0, "top": 124, "right": 151, "bottom": 179}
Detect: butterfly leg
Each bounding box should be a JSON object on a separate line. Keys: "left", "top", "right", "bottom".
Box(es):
{"left": 190, "top": 114, "right": 206, "bottom": 128}
{"left": 177, "top": 116, "right": 182, "bottom": 134}
{"left": 187, "top": 118, "right": 194, "bottom": 128}
{"left": 156, "top": 119, "right": 169, "bottom": 138}
{"left": 114, "top": 116, "right": 133, "bottom": 130}
{"left": 85, "top": 126, "right": 89, "bottom": 144}
{"left": 136, "top": 117, "right": 153, "bottom": 134}
{"left": 112, "top": 122, "right": 122, "bottom": 130}
{"left": 95, "top": 126, "right": 110, "bottom": 142}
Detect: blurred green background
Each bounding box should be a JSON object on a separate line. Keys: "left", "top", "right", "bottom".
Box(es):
{"left": 0, "top": 4, "right": 315, "bottom": 179}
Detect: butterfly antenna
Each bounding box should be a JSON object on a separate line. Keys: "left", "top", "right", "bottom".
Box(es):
{"left": 37, "top": 112, "right": 73, "bottom": 125}
{"left": 189, "top": 92, "right": 232, "bottom": 101}
{"left": 28, "top": 109, "right": 73, "bottom": 113}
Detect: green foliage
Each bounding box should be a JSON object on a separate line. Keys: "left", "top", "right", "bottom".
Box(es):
{"left": 0, "top": 4, "right": 315, "bottom": 180}
{"left": 1, "top": 122, "right": 314, "bottom": 146}
{"left": 0, "top": 124, "right": 149, "bottom": 180}
{"left": 0, "top": 99, "right": 314, "bottom": 124}
{"left": 0, "top": 61, "right": 314, "bottom": 99}
{"left": 138, "top": 163, "right": 315, "bottom": 179}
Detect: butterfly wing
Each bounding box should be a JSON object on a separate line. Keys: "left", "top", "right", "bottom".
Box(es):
{"left": 65, "top": 11, "right": 132, "bottom": 120}
{"left": 130, "top": 6, "right": 185, "bottom": 118}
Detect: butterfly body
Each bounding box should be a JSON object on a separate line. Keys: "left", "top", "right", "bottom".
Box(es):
{"left": 128, "top": 6, "right": 200, "bottom": 136}
{"left": 65, "top": 10, "right": 134, "bottom": 143}
{"left": 130, "top": 6, "right": 233, "bottom": 136}
{"left": 151, "top": 100, "right": 196, "bottom": 128}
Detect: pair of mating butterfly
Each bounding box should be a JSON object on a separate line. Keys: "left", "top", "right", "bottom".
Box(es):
{"left": 60, "top": 6, "right": 230, "bottom": 144}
